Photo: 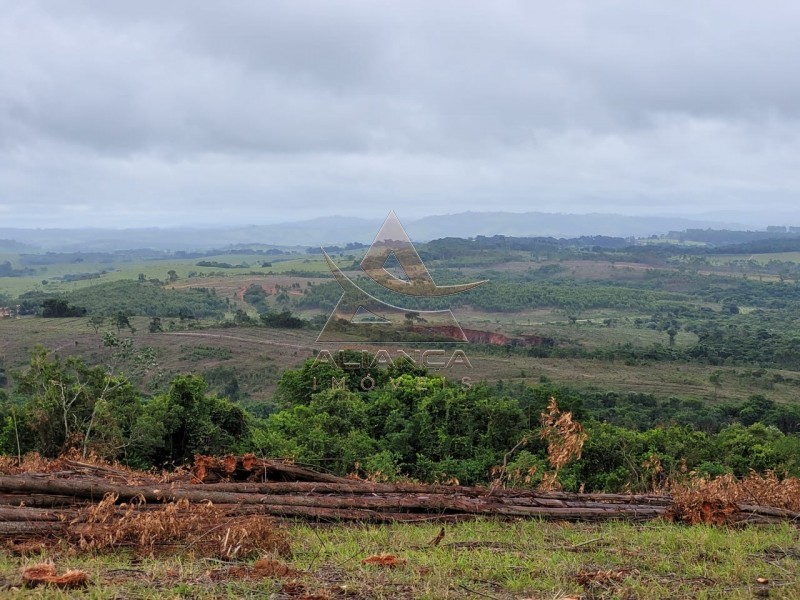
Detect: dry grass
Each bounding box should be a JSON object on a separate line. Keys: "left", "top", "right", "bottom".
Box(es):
{"left": 73, "top": 493, "right": 291, "bottom": 559}
{"left": 0, "top": 449, "right": 179, "bottom": 485}
{"left": 669, "top": 471, "right": 800, "bottom": 525}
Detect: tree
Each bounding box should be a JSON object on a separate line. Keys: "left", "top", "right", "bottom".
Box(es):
{"left": 130, "top": 375, "right": 248, "bottom": 466}
{"left": 87, "top": 316, "right": 106, "bottom": 334}
{"left": 100, "top": 333, "right": 161, "bottom": 387}
{"left": 12, "top": 347, "right": 140, "bottom": 459}
{"left": 148, "top": 317, "right": 163, "bottom": 333}
{"left": 722, "top": 302, "right": 740, "bottom": 314}
{"left": 114, "top": 311, "right": 134, "bottom": 334}
{"left": 42, "top": 299, "right": 86, "bottom": 318}
{"left": 178, "top": 307, "right": 195, "bottom": 322}
{"left": 265, "top": 388, "right": 376, "bottom": 474}
{"left": 739, "top": 395, "right": 775, "bottom": 426}
{"left": 234, "top": 309, "right": 254, "bottom": 325}
{"left": 260, "top": 310, "right": 305, "bottom": 329}
{"left": 667, "top": 327, "right": 678, "bottom": 347}
{"left": 167, "top": 270, "right": 179, "bottom": 283}
{"left": 709, "top": 371, "right": 723, "bottom": 401}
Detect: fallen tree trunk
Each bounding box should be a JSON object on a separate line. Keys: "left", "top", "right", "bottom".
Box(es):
{"left": 0, "top": 475, "right": 670, "bottom": 523}
{"left": 0, "top": 475, "right": 666, "bottom": 516}
{"left": 0, "top": 506, "right": 74, "bottom": 522}
{"left": 0, "top": 472, "right": 794, "bottom": 526}
{"left": 188, "top": 480, "right": 673, "bottom": 504}
{"left": 0, "top": 522, "right": 66, "bottom": 536}
{"left": 0, "top": 494, "right": 85, "bottom": 508}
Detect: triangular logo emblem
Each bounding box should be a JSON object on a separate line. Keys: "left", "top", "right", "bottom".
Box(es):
{"left": 316, "top": 212, "right": 486, "bottom": 343}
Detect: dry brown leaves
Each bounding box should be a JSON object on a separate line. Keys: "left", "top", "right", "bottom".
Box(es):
{"left": 0, "top": 452, "right": 68, "bottom": 475}
{"left": 21, "top": 563, "right": 89, "bottom": 589}
{"left": 191, "top": 454, "right": 231, "bottom": 483}
{"left": 5, "top": 540, "right": 51, "bottom": 556}
{"left": 669, "top": 471, "right": 800, "bottom": 524}
{"left": 669, "top": 498, "right": 737, "bottom": 526}
{"left": 281, "top": 581, "right": 331, "bottom": 599}
{"left": 0, "top": 450, "right": 158, "bottom": 484}
{"left": 538, "top": 397, "right": 587, "bottom": 491}
{"left": 576, "top": 567, "right": 639, "bottom": 586}
{"left": 210, "top": 558, "right": 299, "bottom": 581}
{"left": 540, "top": 398, "right": 587, "bottom": 469}
{"left": 73, "top": 493, "right": 290, "bottom": 559}
{"left": 360, "top": 554, "right": 406, "bottom": 568}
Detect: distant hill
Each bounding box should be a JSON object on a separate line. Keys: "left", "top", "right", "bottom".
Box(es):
{"left": 709, "top": 236, "right": 800, "bottom": 254}
{"left": 0, "top": 212, "right": 746, "bottom": 252}
{"left": 0, "top": 238, "right": 38, "bottom": 252}
{"left": 407, "top": 212, "right": 744, "bottom": 240}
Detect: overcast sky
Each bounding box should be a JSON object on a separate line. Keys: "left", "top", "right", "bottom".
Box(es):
{"left": 2, "top": 1, "right": 800, "bottom": 229}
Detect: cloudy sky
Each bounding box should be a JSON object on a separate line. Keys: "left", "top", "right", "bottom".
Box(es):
{"left": 2, "top": 1, "right": 800, "bottom": 228}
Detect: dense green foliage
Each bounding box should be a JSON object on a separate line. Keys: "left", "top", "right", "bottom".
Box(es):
{"left": 249, "top": 357, "right": 800, "bottom": 489}
{"left": 296, "top": 276, "right": 689, "bottom": 314}
{"left": 195, "top": 260, "right": 250, "bottom": 269}
{"left": 0, "top": 348, "right": 251, "bottom": 469}
{"left": 33, "top": 280, "right": 228, "bottom": 319}
{"left": 260, "top": 310, "right": 306, "bottom": 328}
{"left": 41, "top": 298, "right": 87, "bottom": 317}
{"left": 3, "top": 341, "right": 800, "bottom": 491}
{"left": 242, "top": 283, "right": 268, "bottom": 311}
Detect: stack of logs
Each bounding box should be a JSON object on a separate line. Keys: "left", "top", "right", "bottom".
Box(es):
{"left": 0, "top": 455, "right": 796, "bottom": 539}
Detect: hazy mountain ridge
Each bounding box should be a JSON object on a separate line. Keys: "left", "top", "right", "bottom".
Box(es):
{"left": 0, "top": 212, "right": 747, "bottom": 252}
{"left": 406, "top": 212, "right": 745, "bottom": 240}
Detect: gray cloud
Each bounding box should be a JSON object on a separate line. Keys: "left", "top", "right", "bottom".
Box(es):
{"left": 1, "top": 1, "right": 800, "bottom": 228}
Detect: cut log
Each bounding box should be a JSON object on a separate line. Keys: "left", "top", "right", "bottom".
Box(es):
{"left": 0, "top": 468, "right": 795, "bottom": 528}
{"left": 0, "top": 507, "right": 73, "bottom": 522}
{"left": 0, "top": 475, "right": 667, "bottom": 522}
{"left": 0, "top": 522, "right": 66, "bottom": 535}
{"left": 193, "top": 455, "right": 348, "bottom": 483}
{"left": 0, "top": 494, "right": 84, "bottom": 508}
{"left": 187, "top": 480, "right": 673, "bottom": 505}
{"left": 735, "top": 504, "right": 800, "bottom": 521}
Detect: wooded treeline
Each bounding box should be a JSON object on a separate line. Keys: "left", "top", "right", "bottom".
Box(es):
{"left": 2, "top": 349, "right": 799, "bottom": 493}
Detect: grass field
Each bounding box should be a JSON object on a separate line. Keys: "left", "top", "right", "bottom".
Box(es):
{"left": 2, "top": 519, "right": 798, "bottom": 598}
{"left": 2, "top": 314, "right": 798, "bottom": 405}
{"left": 0, "top": 252, "right": 334, "bottom": 298}
{"left": 4, "top": 248, "right": 800, "bottom": 404}
{"left": 455, "top": 312, "right": 700, "bottom": 350}
{"left": 712, "top": 252, "right": 800, "bottom": 265}
{"left": 4, "top": 246, "right": 790, "bottom": 300}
